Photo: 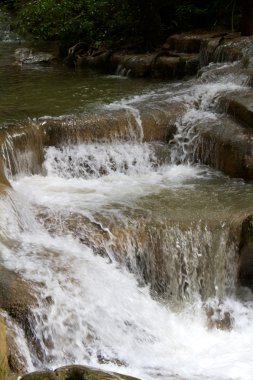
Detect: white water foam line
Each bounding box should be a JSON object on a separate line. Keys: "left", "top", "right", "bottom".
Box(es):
{"left": 44, "top": 142, "right": 157, "bottom": 179}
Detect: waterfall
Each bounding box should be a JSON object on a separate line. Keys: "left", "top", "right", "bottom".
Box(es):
{"left": 1, "top": 55, "right": 253, "bottom": 380}
{"left": 169, "top": 79, "right": 248, "bottom": 164}
{"left": 2, "top": 140, "right": 249, "bottom": 379}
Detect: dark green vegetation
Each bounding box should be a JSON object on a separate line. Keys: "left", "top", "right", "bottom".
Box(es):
{"left": 1, "top": 1, "right": 252, "bottom": 50}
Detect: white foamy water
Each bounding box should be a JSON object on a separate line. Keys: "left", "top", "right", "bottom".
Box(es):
{"left": 44, "top": 142, "right": 158, "bottom": 179}
{"left": 1, "top": 188, "right": 253, "bottom": 380}
{"left": 13, "top": 164, "right": 208, "bottom": 213}
{"left": 168, "top": 80, "right": 248, "bottom": 164}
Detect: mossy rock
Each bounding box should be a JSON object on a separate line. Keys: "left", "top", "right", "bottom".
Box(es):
{"left": 21, "top": 365, "right": 140, "bottom": 380}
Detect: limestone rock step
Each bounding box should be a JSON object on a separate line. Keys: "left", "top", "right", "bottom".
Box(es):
{"left": 77, "top": 51, "right": 199, "bottom": 78}
{"left": 151, "top": 54, "right": 199, "bottom": 78}
{"left": 164, "top": 32, "right": 227, "bottom": 54}
{"left": 193, "top": 115, "right": 253, "bottom": 179}
{"left": 219, "top": 91, "right": 253, "bottom": 128}
{"left": 41, "top": 102, "right": 186, "bottom": 146}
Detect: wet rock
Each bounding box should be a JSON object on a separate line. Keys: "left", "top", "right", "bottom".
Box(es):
{"left": 151, "top": 56, "right": 186, "bottom": 79}
{"left": 0, "top": 265, "right": 38, "bottom": 362}
{"left": 0, "top": 266, "right": 36, "bottom": 327}
{"left": 0, "top": 314, "right": 19, "bottom": 379}
{"left": 41, "top": 102, "right": 186, "bottom": 146}
{"left": 150, "top": 53, "right": 199, "bottom": 78}
{"left": 0, "top": 122, "right": 45, "bottom": 178}
{"left": 0, "top": 316, "right": 9, "bottom": 380}
{"left": 108, "top": 216, "right": 239, "bottom": 303}
{"left": 55, "top": 365, "right": 139, "bottom": 380}
{"left": 37, "top": 209, "right": 111, "bottom": 258}
{"left": 67, "top": 32, "right": 253, "bottom": 79}
{"left": 205, "top": 305, "right": 233, "bottom": 331}
{"left": 66, "top": 42, "right": 90, "bottom": 66}
{"left": 97, "top": 354, "right": 127, "bottom": 367}
{"left": 21, "top": 371, "right": 57, "bottom": 380}
{"left": 20, "top": 365, "right": 139, "bottom": 380}
{"left": 109, "top": 53, "right": 154, "bottom": 77}
{"left": 74, "top": 51, "right": 112, "bottom": 73}
{"left": 200, "top": 38, "right": 243, "bottom": 67}
{"left": 200, "top": 35, "right": 253, "bottom": 67}
{"left": 239, "top": 215, "right": 253, "bottom": 289}
{"left": 164, "top": 32, "right": 223, "bottom": 54}
{"left": 0, "top": 159, "right": 10, "bottom": 188}
{"left": 76, "top": 50, "right": 199, "bottom": 79}
{"left": 15, "top": 48, "right": 56, "bottom": 65}
{"left": 219, "top": 91, "right": 253, "bottom": 128}
{"left": 193, "top": 116, "right": 253, "bottom": 179}
{"left": 5, "top": 320, "right": 28, "bottom": 374}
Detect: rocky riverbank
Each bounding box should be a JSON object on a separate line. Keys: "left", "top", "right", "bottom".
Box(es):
{"left": 65, "top": 31, "right": 253, "bottom": 79}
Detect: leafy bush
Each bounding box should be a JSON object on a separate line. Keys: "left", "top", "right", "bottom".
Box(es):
{"left": 3, "top": 0, "right": 243, "bottom": 50}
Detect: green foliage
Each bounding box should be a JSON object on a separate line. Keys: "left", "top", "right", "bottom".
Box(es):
{"left": 6, "top": 0, "right": 243, "bottom": 50}
{"left": 14, "top": 0, "right": 92, "bottom": 42}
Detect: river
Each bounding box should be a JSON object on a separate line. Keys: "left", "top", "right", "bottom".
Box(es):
{"left": 1, "top": 37, "right": 253, "bottom": 380}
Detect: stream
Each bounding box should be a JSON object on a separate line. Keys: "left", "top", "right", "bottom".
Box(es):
{"left": 1, "top": 36, "right": 253, "bottom": 380}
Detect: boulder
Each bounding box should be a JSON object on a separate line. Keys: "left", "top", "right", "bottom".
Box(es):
{"left": 54, "top": 365, "right": 139, "bottom": 380}
{"left": 20, "top": 365, "right": 140, "bottom": 380}
{"left": 21, "top": 371, "right": 56, "bottom": 380}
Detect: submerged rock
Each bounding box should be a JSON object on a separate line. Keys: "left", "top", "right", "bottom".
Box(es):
{"left": 20, "top": 365, "right": 140, "bottom": 380}
{"left": 15, "top": 48, "right": 56, "bottom": 65}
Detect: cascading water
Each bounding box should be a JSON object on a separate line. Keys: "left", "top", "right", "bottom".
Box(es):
{"left": 1, "top": 44, "right": 253, "bottom": 380}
